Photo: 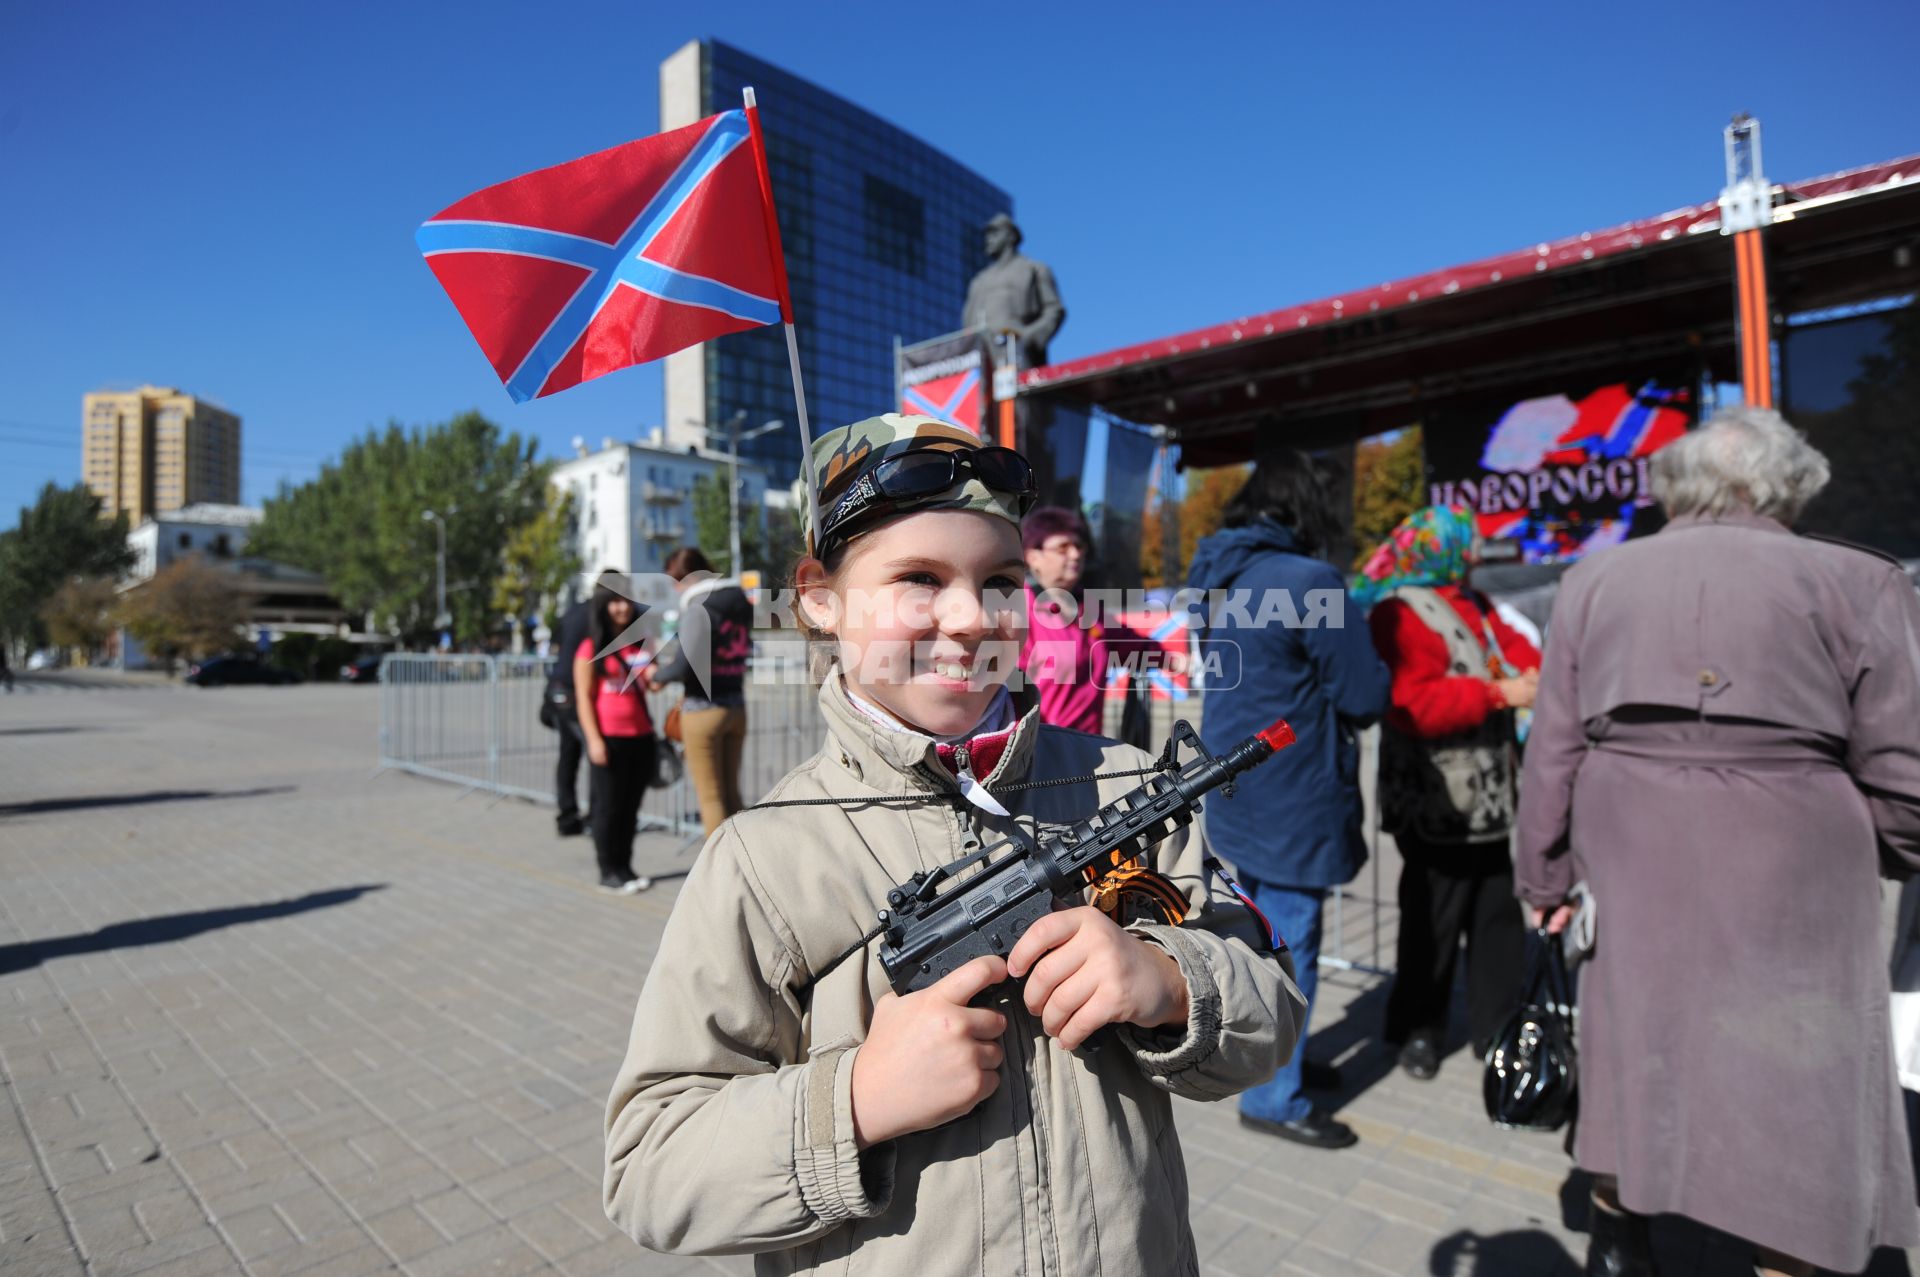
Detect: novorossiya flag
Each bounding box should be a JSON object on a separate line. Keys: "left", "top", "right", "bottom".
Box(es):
{"left": 417, "top": 111, "right": 785, "bottom": 402}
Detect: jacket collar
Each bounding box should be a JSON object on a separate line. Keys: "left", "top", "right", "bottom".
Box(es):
{"left": 1659, "top": 510, "right": 1790, "bottom": 536}
{"left": 817, "top": 667, "right": 1043, "bottom": 797}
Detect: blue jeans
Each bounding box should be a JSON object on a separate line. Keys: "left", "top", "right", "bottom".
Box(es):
{"left": 1236, "top": 878, "right": 1324, "bottom": 1124}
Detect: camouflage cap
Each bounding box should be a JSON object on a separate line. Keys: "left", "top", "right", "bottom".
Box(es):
{"left": 809, "top": 413, "right": 1027, "bottom": 557}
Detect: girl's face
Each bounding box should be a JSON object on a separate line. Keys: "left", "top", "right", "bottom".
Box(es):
{"left": 607, "top": 596, "right": 637, "bottom": 630}
{"left": 803, "top": 509, "right": 1026, "bottom": 738}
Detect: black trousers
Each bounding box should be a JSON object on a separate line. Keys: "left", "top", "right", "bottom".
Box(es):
{"left": 556, "top": 719, "right": 585, "bottom": 821}
{"left": 589, "top": 735, "right": 655, "bottom": 880}
{"left": 1384, "top": 834, "right": 1526, "bottom": 1056}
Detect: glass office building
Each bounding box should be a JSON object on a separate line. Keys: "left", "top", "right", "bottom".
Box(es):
{"left": 660, "top": 40, "right": 1012, "bottom": 487}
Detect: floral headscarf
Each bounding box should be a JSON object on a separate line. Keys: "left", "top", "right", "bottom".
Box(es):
{"left": 1350, "top": 506, "right": 1477, "bottom": 611}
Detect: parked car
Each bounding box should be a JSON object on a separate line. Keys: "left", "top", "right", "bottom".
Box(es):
{"left": 339, "top": 655, "right": 382, "bottom": 684}
{"left": 185, "top": 657, "right": 301, "bottom": 687}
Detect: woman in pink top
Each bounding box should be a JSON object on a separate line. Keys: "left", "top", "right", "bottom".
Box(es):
{"left": 573, "top": 576, "right": 657, "bottom": 893}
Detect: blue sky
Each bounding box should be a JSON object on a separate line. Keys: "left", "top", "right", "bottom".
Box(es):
{"left": 2, "top": 0, "right": 1914, "bottom": 530}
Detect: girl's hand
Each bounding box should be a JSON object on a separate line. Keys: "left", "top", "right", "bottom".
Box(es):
{"left": 1007, "top": 907, "right": 1189, "bottom": 1050}
{"left": 587, "top": 737, "right": 608, "bottom": 767}
{"left": 850, "top": 955, "right": 1007, "bottom": 1149}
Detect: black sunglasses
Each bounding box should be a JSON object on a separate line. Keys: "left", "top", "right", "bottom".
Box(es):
{"left": 820, "top": 447, "right": 1036, "bottom": 549}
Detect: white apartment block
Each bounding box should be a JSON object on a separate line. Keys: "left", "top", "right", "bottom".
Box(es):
{"left": 549, "top": 432, "right": 771, "bottom": 599}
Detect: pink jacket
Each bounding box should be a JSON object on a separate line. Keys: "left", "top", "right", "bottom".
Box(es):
{"left": 1020, "top": 585, "right": 1110, "bottom": 735}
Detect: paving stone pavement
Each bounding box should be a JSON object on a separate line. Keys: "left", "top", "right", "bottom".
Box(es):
{"left": 1, "top": 687, "right": 1911, "bottom": 1276}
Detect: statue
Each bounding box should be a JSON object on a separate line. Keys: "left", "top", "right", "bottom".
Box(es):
{"left": 962, "top": 214, "right": 1066, "bottom": 370}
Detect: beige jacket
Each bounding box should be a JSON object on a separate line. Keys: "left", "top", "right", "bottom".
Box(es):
{"left": 605, "top": 674, "right": 1304, "bottom": 1276}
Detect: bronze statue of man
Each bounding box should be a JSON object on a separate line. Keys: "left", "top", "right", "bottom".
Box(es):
{"left": 962, "top": 214, "right": 1066, "bottom": 370}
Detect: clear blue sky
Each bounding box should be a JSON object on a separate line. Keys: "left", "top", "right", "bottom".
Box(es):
{"left": 3, "top": 0, "right": 1913, "bottom": 530}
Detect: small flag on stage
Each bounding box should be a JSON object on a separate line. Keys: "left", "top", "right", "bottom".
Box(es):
{"left": 417, "top": 110, "right": 788, "bottom": 403}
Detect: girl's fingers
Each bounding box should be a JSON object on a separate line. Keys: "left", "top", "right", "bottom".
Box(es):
{"left": 1007, "top": 908, "right": 1089, "bottom": 976}
{"left": 1037, "top": 967, "right": 1101, "bottom": 1041}
{"left": 1021, "top": 943, "right": 1088, "bottom": 1017}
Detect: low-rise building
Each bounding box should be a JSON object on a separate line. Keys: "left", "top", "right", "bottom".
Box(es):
{"left": 549, "top": 431, "right": 771, "bottom": 597}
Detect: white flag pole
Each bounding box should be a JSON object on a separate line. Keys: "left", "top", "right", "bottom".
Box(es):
{"left": 742, "top": 87, "right": 822, "bottom": 552}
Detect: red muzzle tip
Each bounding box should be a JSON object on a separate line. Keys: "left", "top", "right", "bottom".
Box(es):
{"left": 1257, "top": 720, "right": 1296, "bottom": 752}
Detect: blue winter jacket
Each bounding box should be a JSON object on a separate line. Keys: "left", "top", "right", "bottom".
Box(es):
{"left": 1186, "top": 520, "right": 1391, "bottom": 889}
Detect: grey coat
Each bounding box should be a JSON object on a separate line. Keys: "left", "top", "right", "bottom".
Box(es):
{"left": 1515, "top": 512, "right": 1920, "bottom": 1272}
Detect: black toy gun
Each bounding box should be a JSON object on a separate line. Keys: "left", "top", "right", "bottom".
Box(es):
{"left": 876, "top": 717, "right": 1295, "bottom": 995}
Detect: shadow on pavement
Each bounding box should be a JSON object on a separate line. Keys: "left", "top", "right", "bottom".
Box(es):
{"left": 0, "top": 725, "right": 96, "bottom": 737}
{"left": 1428, "top": 1228, "right": 1579, "bottom": 1275}
{"left": 0, "top": 785, "right": 295, "bottom": 817}
{"left": 1298, "top": 978, "right": 1399, "bottom": 1108}
{"left": 0, "top": 885, "right": 387, "bottom": 976}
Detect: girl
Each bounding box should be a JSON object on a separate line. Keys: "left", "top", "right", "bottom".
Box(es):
{"left": 604, "top": 414, "right": 1302, "bottom": 1276}
{"left": 573, "top": 574, "right": 658, "bottom": 893}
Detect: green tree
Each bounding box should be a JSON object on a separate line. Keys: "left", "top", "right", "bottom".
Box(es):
{"left": 1350, "top": 427, "right": 1426, "bottom": 570}
{"left": 0, "top": 483, "right": 136, "bottom": 653}
{"left": 41, "top": 576, "right": 120, "bottom": 660}
{"left": 250, "top": 412, "right": 551, "bottom": 644}
{"left": 492, "top": 488, "right": 582, "bottom": 637}
{"left": 119, "top": 557, "right": 253, "bottom": 669}
{"left": 689, "top": 472, "right": 772, "bottom": 579}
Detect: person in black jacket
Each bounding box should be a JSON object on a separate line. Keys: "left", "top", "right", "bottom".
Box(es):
{"left": 646, "top": 548, "right": 755, "bottom": 836}
{"left": 548, "top": 569, "right": 625, "bottom": 835}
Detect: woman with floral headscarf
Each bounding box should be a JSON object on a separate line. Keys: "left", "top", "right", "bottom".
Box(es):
{"left": 1354, "top": 506, "right": 1540, "bottom": 1082}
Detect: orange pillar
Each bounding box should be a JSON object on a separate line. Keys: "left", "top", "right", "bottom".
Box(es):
{"left": 1734, "top": 227, "right": 1774, "bottom": 408}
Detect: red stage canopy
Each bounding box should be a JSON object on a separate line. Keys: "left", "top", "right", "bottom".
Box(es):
{"left": 1022, "top": 155, "right": 1920, "bottom": 467}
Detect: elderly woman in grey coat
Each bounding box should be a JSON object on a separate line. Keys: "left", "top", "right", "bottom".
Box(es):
{"left": 1515, "top": 407, "right": 1920, "bottom": 1277}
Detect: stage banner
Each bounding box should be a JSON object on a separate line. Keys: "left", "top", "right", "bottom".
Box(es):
{"left": 1424, "top": 379, "right": 1692, "bottom": 563}
{"left": 898, "top": 329, "right": 991, "bottom": 435}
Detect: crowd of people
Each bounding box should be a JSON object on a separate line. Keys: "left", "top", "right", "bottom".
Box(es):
{"left": 555, "top": 408, "right": 1919, "bottom": 1276}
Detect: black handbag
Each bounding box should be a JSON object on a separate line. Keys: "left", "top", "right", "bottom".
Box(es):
{"left": 1118, "top": 671, "right": 1152, "bottom": 751}
{"left": 1483, "top": 929, "right": 1578, "bottom": 1131}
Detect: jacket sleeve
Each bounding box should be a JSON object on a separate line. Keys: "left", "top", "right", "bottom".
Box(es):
{"left": 1480, "top": 596, "right": 1543, "bottom": 670}
{"left": 1114, "top": 820, "right": 1305, "bottom": 1101}
{"left": 1371, "top": 599, "right": 1505, "bottom": 739}
{"left": 605, "top": 824, "right": 892, "bottom": 1254}
{"left": 1513, "top": 580, "right": 1586, "bottom": 907}
{"left": 1299, "top": 569, "right": 1391, "bottom": 726}
{"left": 1848, "top": 572, "right": 1920, "bottom": 877}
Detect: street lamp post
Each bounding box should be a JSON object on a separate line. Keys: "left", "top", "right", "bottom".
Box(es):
{"left": 421, "top": 509, "right": 452, "bottom": 636}
{"left": 705, "top": 414, "right": 783, "bottom": 576}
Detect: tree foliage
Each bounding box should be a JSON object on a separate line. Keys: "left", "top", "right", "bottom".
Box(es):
{"left": 690, "top": 472, "right": 779, "bottom": 579}
{"left": 1140, "top": 465, "right": 1250, "bottom": 589}
{"left": 492, "top": 487, "right": 582, "bottom": 635}
{"left": 0, "top": 483, "right": 136, "bottom": 652}
{"left": 119, "top": 557, "right": 253, "bottom": 668}
{"left": 41, "top": 576, "right": 120, "bottom": 657}
{"left": 1351, "top": 428, "right": 1426, "bottom": 570}
{"left": 249, "top": 412, "right": 550, "bottom": 644}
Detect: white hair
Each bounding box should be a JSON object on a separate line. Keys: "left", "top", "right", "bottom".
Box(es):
{"left": 1651, "top": 406, "right": 1831, "bottom": 523}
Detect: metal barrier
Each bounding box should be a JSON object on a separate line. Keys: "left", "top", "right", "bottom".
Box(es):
{"left": 378, "top": 652, "right": 1386, "bottom": 972}
{"left": 379, "top": 651, "right": 830, "bottom": 839}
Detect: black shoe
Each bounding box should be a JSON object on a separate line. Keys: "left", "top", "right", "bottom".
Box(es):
{"left": 1239, "top": 1110, "right": 1358, "bottom": 1150}
{"left": 1301, "top": 1060, "right": 1342, "bottom": 1091}
{"left": 1399, "top": 1035, "right": 1440, "bottom": 1081}
{"left": 597, "top": 874, "right": 629, "bottom": 892}
{"left": 1586, "top": 1194, "right": 1657, "bottom": 1276}
{"left": 557, "top": 815, "right": 586, "bottom": 837}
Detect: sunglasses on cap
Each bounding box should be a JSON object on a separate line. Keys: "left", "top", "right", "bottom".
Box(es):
{"left": 819, "top": 446, "right": 1036, "bottom": 553}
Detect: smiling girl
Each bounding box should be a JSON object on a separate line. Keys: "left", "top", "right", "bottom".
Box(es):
{"left": 604, "top": 414, "right": 1302, "bottom": 1276}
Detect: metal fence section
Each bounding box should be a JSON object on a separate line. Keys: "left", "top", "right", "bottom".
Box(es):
{"left": 378, "top": 652, "right": 826, "bottom": 840}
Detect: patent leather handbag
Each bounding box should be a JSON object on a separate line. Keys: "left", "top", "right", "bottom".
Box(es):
{"left": 1483, "top": 929, "right": 1578, "bottom": 1131}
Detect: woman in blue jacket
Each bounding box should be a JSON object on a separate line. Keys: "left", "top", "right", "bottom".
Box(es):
{"left": 1187, "top": 451, "right": 1390, "bottom": 1149}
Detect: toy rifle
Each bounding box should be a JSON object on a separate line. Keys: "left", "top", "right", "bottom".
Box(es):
{"left": 875, "top": 717, "right": 1295, "bottom": 995}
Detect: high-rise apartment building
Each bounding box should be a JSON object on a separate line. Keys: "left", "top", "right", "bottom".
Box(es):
{"left": 83, "top": 386, "right": 241, "bottom": 523}
{"left": 659, "top": 40, "right": 1011, "bottom": 486}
